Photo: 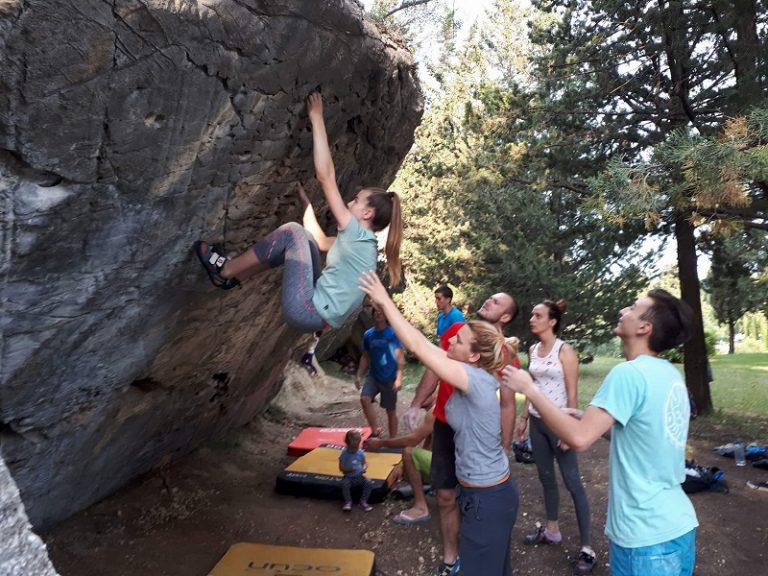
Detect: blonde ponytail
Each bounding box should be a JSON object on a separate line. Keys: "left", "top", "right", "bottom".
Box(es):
{"left": 467, "top": 320, "right": 506, "bottom": 373}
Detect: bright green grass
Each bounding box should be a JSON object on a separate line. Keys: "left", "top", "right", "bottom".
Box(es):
{"left": 323, "top": 353, "right": 768, "bottom": 441}
{"left": 692, "top": 353, "right": 768, "bottom": 442}
{"left": 709, "top": 353, "right": 768, "bottom": 416}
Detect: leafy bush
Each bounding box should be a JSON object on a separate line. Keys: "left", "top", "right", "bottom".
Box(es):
{"left": 660, "top": 328, "right": 717, "bottom": 363}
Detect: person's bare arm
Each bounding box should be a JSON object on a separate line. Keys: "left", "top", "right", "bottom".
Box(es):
{"left": 516, "top": 401, "right": 530, "bottom": 440}
{"left": 557, "top": 343, "right": 580, "bottom": 450}
{"left": 503, "top": 366, "right": 614, "bottom": 451}
{"left": 393, "top": 347, "right": 405, "bottom": 392}
{"left": 307, "top": 93, "right": 352, "bottom": 230}
{"left": 500, "top": 386, "right": 517, "bottom": 451}
{"left": 355, "top": 351, "right": 370, "bottom": 391}
{"left": 360, "top": 272, "right": 469, "bottom": 392}
{"left": 561, "top": 343, "right": 579, "bottom": 409}
{"left": 297, "top": 182, "right": 335, "bottom": 251}
{"left": 403, "top": 368, "right": 438, "bottom": 431}
{"left": 366, "top": 414, "right": 433, "bottom": 450}
{"left": 410, "top": 368, "right": 438, "bottom": 409}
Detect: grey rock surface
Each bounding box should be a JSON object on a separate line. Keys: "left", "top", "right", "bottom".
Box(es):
{"left": 0, "top": 453, "right": 60, "bottom": 576}
{"left": 0, "top": 0, "right": 422, "bottom": 527}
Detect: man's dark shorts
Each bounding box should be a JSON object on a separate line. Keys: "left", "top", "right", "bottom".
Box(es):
{"left": 361, "top": 375, "right": 397, "bottom": 410}
{"left": 431, "top": 419, "right": 458, "bottom": 490}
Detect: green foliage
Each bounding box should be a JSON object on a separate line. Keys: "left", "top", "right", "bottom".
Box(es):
{"left": 392, "top": 0, "right": 653, "bottom": 348}
{"left": 516, "top": 0, "right": 768, "bottom": 413}
{"left": 702, "top": 230, "right": 767, "bottom": 349}
{"left": 365, "top": 0, "right": 445, "bottom": 46}
{"left": 660, "top": 328, "right": 717, "bottom": 364}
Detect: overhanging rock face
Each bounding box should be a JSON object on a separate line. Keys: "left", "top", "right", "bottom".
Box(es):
{"left": 0, "top": 0, "right": 422, "bottom": 527}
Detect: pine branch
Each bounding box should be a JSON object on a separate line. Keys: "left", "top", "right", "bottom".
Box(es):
{"left": 384, "top": 0, "right": 434, "bottom": 19}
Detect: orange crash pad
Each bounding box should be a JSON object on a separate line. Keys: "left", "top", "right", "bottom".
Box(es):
{"left": 287, "top": 426, "right": 373, "bottom": 456}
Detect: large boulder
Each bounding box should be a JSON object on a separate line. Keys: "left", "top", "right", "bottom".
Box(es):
{"left": 0, "top": 453, "right": 59, "bottom": 576}
{"left": 0, "top": 0, "right": 422, "bottom": 527}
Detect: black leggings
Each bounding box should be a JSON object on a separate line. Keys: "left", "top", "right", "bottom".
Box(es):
{"left": 529, "top": 415, "right": 592, "bottom": 546}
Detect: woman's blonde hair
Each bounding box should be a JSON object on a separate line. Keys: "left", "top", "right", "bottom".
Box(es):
{"left": 466, "top": 320, "right": 507, "bottom": 373}
{"left": 505, "top": 336, "right": 520, "bottom": 364}
{"left": 364, "top": 187, "right": 402, "bottom": 287}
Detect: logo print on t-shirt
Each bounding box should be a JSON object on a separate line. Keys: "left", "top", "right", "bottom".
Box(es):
{"left": 664, "top": 381, "right": 689, "bottom": 447}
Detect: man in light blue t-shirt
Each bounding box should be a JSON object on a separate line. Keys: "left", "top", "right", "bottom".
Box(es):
{"left": 434, "top": 285, "right": 465, "bottom": 338}
{"left": 503, "top": 289, "right": 698, "bottom": 576}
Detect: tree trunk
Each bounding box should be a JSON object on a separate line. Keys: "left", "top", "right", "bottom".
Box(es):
{"left": 728, "top": 318, "right": 735, "bottom": 354}
{"left": 713, "top": 0, "right": 761, "bottom": 110}
{"left": 675, "top": 214, "right": 713, "bottom": 413}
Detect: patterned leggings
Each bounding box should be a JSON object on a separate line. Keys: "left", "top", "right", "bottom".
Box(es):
{"left": 251, "top": 222, "right": 325, "bottom": 332}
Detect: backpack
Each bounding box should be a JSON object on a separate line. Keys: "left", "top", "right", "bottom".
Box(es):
{"left": 682, "top": 460, "right": 728, "bottom": 494}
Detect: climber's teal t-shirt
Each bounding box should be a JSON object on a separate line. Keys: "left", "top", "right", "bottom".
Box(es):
{"left": 312, "top": 218, "right": 377, "bottom": 328}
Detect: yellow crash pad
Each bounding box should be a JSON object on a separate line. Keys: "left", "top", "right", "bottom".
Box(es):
{"left": 285, "top": 447, "right": 401, "bottom": 481}
{"left": 208, "top": 543, "right": 375, "bottom": 576}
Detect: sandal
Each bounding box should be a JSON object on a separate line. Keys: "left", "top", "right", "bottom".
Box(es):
{"left": 747, "top": 480, "right": 768, "bottom": 492}
{"left": 193, "top": 241, "right": 240, "bottom": 290}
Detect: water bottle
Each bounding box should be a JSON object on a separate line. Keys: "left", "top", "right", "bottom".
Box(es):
{"left": 734, "top": 439, "right": 746, "bottom": 466}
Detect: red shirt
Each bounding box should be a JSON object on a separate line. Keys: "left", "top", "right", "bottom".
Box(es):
{"left": 432, "top": 322, "right": 521, "bottom": 423}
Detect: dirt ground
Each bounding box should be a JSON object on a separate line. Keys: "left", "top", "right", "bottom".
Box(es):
{"left": 42, "top": 363, "right": 768, "bottom": 576}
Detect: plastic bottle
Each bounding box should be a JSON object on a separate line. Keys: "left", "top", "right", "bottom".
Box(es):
{"left": 734, "top": 439, "right": 747, "bottom": 466}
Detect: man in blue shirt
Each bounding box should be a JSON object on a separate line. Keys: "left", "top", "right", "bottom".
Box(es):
{"left": 435, "top": 285, "right": 465, "bottom": 338}
{"left": 504, "top": 289, "right": 698, "bottom": 576}
{"left": 355, "top": 305, "right": 405, "bottom": 438}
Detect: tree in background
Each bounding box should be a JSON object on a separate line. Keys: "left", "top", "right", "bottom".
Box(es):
{"left": 518, "top": 0, "right": 768, "bottom": 413}
{"left": 388, "top": 0, "right": 653, "bottom": 350}
{"left": 703, "top": 231, "right": 767, "bottom": 353}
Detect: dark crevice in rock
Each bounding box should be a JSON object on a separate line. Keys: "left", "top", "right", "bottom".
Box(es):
{"left": 0, "top": 149, "right": 64, "bottom": 187}
{"left": 183, "top": 49, "right": 229, "bottom": 93}
{"left": 97, "top": 102, "right": 115, "bottom": 183}
{"left": 209, "top": 372, "right": 230, "bottom": 403}
{"left": 0, "top": 419, "right": 47, "bottom": 444}
{"left": 0, "top": 420, "right": 20, "bottom": 438}
{"left": 130, "top": 377, "right": 163, "bottom": 393}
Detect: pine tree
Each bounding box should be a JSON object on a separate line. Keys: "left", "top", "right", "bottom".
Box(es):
{"left": 519, "top": 0, "right": 768, "bottom": 412}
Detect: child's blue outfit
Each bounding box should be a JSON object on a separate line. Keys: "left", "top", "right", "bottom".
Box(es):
{"left": 339, "top": 447, "right": 373, "bottom": 504}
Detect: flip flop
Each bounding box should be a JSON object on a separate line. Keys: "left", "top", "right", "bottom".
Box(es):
{"left": 392, "top": 512, "right": 431, "bottom": 525}
{"left": 193, "top": 240, "right": 241, "bottom": 290}
{"left": 747, "top": 480, "right": 768, "bottom": 492}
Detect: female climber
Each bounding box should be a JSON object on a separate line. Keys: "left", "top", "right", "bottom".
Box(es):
{"left": 359, "top": 271, "right": 519, "bottom": 576}
{"left": 194, "top": 92, "right": 403, "bottom": 337}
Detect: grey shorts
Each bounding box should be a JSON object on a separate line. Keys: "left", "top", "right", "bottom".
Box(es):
{"left": 361, "top": 374, "right": 397, "bottom": 410}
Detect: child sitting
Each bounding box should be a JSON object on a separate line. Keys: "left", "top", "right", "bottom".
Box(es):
{"left": 338, "top": 430, "right": 374, "bottom": 512}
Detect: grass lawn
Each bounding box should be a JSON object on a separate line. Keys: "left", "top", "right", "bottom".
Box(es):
{"left": 324, "top": 352, "right": 768, "bottom": 443}
{"left": 575, "top": 353, "right": 768, "bottom": 443}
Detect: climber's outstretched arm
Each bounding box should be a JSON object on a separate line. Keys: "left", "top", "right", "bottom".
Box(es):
{"left": 307, "top": 92, "right": 352, "bottom": 231}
